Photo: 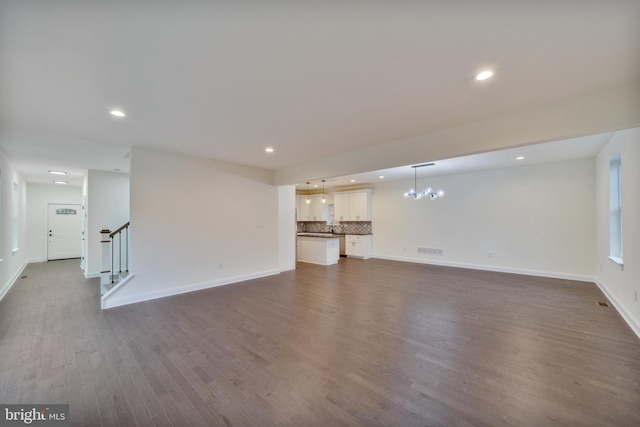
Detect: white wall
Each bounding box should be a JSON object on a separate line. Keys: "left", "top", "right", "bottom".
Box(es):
{"left": 372, "top": 158, "right": 596, "bottom": 280}
{"left": 278, "top": 185, "right": 296, "bottom": 272}
{"left": 0, "top": 150, "right": 28, "bottom": 302}
{"left": 595, "top": 127, "right": 640, "bottom": 337}
{"left": 103, "top": 147, "right": 280, "bottom": 308}
{"left": 84, "top": 170, "right": 130, "bottom": 277}
{"left": 26, "top": 183, "right": 83, "bottom": 263}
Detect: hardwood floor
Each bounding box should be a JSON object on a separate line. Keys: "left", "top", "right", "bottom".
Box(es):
{"left": 1, "top": 258, "right": 639, "bottom": 426}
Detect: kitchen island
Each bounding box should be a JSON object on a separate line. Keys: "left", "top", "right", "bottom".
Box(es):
{"left": 297, "top": 233, "right": 340, "bottom": 265}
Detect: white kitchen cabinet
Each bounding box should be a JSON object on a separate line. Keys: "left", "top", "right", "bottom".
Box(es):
{"left": 296, "top": 196, "right": 310, "bottom": 221}
{"left": 334, "top": 190, "right": 372, "bottom": 221}
{"left": 296, "top": 195, "right": 328, "bottom": 221}
{"left": 346, "top": 234, "right": 372, "bottom": 259}
{"left": 333, "top": 193, "right": 350, "bottom": 222}
{"left": 349, "top": 191, "right": 370, "bottom": 221}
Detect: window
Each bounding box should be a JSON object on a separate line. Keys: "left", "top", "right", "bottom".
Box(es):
{"left": 609, "top": 156, "right": 622, "bottom": 263}
{"left": 12, "top": 180, "right": 19, "bottom": 252}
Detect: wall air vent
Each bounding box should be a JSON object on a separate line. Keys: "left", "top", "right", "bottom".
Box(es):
{"left": 418, "top": 247, "right": 443, "bottom": 256}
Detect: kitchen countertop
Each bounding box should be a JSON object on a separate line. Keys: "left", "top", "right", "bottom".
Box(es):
{"left": 297, "top": 233, "right": 341, "bottom": 238}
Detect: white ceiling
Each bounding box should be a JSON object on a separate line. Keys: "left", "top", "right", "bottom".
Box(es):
{"left": 1, "top": 1, "right": 639, "bottom": 187}
{"left": 300, "top": 131, "right": 613, "bottom": 191}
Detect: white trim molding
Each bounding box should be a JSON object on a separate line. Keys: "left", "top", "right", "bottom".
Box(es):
{"left": 102, "top": 269, "right": 280, "bottom": 310}
{"left": 84, "top": 271, "right": 101, "bottom": 279}
{"left": 594, "top": 279, "right": 640, "bottom": 340}
{"left": 101, "top": 274, "right": 136, "bottom": 310}
{"left": 607, "top": 256, "right": 624, "bottom": 268}
{"left": 0, "top": 261, "right": 28, "bottom": 303}
{"left": 374, "top": 255, "right": 596, "bottom": 283}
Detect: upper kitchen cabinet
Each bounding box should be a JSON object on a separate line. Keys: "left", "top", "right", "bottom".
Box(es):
{"left": 334, "top": 189, "right": 372, "bottom": 222}
{"left": 296, "top": 195, "right": 310, "bottom": 221}
{"left": 296, "top": 194, "right": 329, "bottom": 221}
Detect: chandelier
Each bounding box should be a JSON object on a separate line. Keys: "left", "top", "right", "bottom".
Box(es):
{"left": 403, "top": 163, "right": 445, "bottom": 200}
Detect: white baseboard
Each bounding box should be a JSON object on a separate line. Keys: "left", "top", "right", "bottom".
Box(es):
{"left": 373, "top": 254, "right": 595, "bottom": 283}
{"left": 101, "top": 274, "right": 136, "bottom": 310}
{"left": 84, "top": 271, "right": 100, "bottom": 279}
{"left": 594, "top": 279, "right": 640, "bottom": 340}
{"left": 102, "top": 269, "right": 280, "bottom": 310}
{"left": 0, "top": 261, "right": 28, "bottom": 303}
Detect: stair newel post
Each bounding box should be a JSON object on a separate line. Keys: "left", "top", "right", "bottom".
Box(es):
{"left": 100, "top": 229, "right": 112, "bottom": 287}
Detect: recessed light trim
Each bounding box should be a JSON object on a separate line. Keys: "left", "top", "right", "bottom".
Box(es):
{"left": 379, "top": 175, "right": 385, "bottom": 179}
{"left": 475, "top": 70, "right": 494, "bottom": 81}
{"left": 53, "top": 181, "right": 68, "bottom": 185}
{"left": 110, "top": 109, "right": 126, "bottom": 117}
{"left": 49, "top": 170, "right": 67, "bottom": 175}
{"left": 516, "top": 156, "right": 525, "bottom": 160}
{"left": 265, "top": 147, "right": 274, "bottom": 153}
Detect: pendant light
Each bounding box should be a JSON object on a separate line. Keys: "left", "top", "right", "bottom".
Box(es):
{"left": 321, "top": 180, "right": 326, "bottom": 203}
{"left": 403, "top": 163, "right": 444, "bottom": 200}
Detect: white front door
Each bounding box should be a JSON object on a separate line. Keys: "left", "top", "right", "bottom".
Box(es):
{"left": 47, "top": 203, "right": 83, "bottom": 260}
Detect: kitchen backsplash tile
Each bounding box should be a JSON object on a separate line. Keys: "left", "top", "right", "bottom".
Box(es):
{"left": 301, "top": 221, "right": 329, "bottom": 233}
{"left": 297, "top": 221, "right": 372, "bottom": 235}
{"left": 340, "top": 221, "right": 372, "bottom": 234}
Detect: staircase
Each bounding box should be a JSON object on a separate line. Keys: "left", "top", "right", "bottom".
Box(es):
{"left": 100, "top": 222, "right": 131, "bottom": 296}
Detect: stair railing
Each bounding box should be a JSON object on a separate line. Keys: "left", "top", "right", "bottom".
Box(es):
{"left": 100, "top": 222, "right": 130, "bottom": 292}
{"left": 110, "top": 222, "right": 130, "bottom": 282}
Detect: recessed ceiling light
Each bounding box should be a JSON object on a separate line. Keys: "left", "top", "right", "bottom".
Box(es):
{"left": 265, "top": 147, "right": 274, "bottom": 153}
{"left": 53, "top": 181, "right": 68, "bottom": 185}
{"left": 475, "top": 70, "right": 494, "bottom": 81}
{"left": 49, "top": 170, "right": 67, "bottom": 175}
{"left": 110, "top": 109, "right": 126, "bottom": 117}
{"left": 313, "top": 184, "right": 318, "bottom": 188}
{"left": 379, "top": 175, "right": 385, "bottom": 179}
{"left": 350, "top": 179, "right": 356, "bottom": 183}
{"left": 516, "top": 156, "right": 525, "bottom": 160}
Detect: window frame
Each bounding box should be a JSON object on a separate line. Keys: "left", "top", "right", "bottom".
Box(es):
{"left": 608, "top": 155, "right": 623, "bottom": 265}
